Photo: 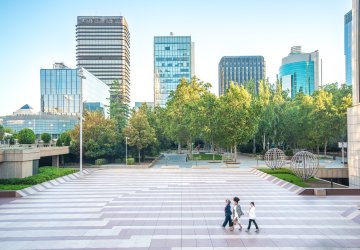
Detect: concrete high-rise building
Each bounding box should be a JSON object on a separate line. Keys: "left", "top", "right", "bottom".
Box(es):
{"left": 218, "top": 56, "right": 266, "bottom": 96}
{"left": 76, "top": 16, "right": 130, "bottom": 104}
{"left": 279, "top": 46, "right": 320, "bottom": 98}
{"left": 154, "top": 34, "right": 194, "bottom": 107}
{"left": 347, "top": 0, "right": 360, "bottom": 188}
{"left": 345, "top": 10, "right": 353, "bottom": 85}
{"left": 40, "top": 63, "right": 109, "bottom": 116}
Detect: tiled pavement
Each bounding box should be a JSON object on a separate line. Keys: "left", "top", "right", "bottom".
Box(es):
{"left": 0, "top": 168, "right": 360, "bottom": 250}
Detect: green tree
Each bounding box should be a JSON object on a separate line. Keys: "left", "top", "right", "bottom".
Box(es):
{"left": 0, "top": 125, "right": 4, "bottom": 140}
{"left": 56, "top": 137, "right": 63, "bottom": 146}
{"left": 165, "top": 77, "right": 210, "bottom": 158}
{"left": 60, "top": 132, "right": 71, "bottom": 146}
{"left": 123, "top": 108, "right": 157, "bottom": 163}
{"left": 218, "top": 83, "right": 259, "bottom": 161}
{"left": 18, "top": 128, "right": 36, "bottom": 144}
{"left": 69, "top": 111, "right": 119, "bottom": 161}
{"left": 197, "top": 92, "right": 221, "bottom": 159}
{"left": 41, "top": 133, "right": 51, "bottom": 144}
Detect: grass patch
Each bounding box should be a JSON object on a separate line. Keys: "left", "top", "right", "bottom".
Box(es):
{"left": 192, "top": 154, "right": 222, "bottom": 160}
{"left": 0, "top": 184, "right": 32, "bottom": 190}
{"left": 258, "top": 168, "right": 317, "bottom": 188}
{"left": 0, "top": 167, "right": 77, "bottom": 190}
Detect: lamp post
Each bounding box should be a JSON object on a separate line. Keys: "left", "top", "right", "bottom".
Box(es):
{"left": 78, "top": 68, "right": 86, "bottom": 174}
{"left": 125, "top": 137, "right": 128, "bottom": 165}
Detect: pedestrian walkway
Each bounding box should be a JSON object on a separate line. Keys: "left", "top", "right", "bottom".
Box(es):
{"left": 0, "top": 168, "right": 359, "bottom": 249}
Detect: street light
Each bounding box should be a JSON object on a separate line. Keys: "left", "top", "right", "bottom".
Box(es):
{"left": 125, "top": 137, "right": 128, "bottom": 165}
{"left": 78, "top": 68, "right": 86, "bottom": 174}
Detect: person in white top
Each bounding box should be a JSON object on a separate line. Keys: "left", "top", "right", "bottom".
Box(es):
{"left": 232, "top": 196, "right": 244, "bottom": 231}
{"left": 246, "top": 202, "right": 259, "bottom": 232}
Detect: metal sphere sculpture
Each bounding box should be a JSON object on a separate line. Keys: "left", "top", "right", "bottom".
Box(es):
{"left": 291, "top": 151, "right": 319, "bottom": 180}
{"left": 264, "top": 148, "right": 286, "bottom": 169}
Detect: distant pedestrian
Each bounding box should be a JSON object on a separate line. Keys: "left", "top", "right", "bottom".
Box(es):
{"left": 232, "top": 196, "right": 244, "bottom": 231}
{"left": 246, "top": 202, "right": 259, "bottom": 232}
{"left": 222, "top": 199, "right": 234, "bottom": 230}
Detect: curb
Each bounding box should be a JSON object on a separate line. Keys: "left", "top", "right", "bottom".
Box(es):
{"left": 250, "top": 168, "right": 305, "bottom": 194}
{"left": 15, "top": 169, "right": 92, "bottom": 197}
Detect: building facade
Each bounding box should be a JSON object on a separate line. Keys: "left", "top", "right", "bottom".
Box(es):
{"left": 218, "top": 56, "right": 265, "bottom": 95}
{"left": 76, "top": 16, "right": 130, "bottom": 104}
{"left": 154, "top": 35, "right": 194, "bottom": 107}
{"left": 347, "top": 0, "right": 360, "bottom": 188}
{"left": 279, "top": 46, "right": 320, "bottom": 98}
{"left": 134, "top": 102, "right": 154, "bottom": 110}
{"left": 0, "top": 105, "right": 78, "bottom": 139}
{"left": 40, "top": 63, "right": 109, "bottom": 116}
{"left": 345, "top": 10, "right": 353, "bottom": 85}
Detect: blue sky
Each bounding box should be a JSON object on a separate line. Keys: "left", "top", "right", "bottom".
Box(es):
{"left": 0, "top": 0, "right": 352, "bottom": 115}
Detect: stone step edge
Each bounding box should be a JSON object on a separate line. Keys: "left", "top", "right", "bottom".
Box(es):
{"left": 250, "top": 168, "right": 305, "bottom": 194}
{"left": 341, "top": 206, "right": 360, "bottom": 224}
{"left": 16, "top": 169, "right": 93, "bottom": 197}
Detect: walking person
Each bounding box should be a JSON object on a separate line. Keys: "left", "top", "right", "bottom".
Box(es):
{"left": 222, "top": 199, "right": 234, "bottom": 230}
{"left": 232, "top": 197, "right": 244, "bottom": 231}
{"left": 246, "top": 202, "right": 259, "bottom": 232}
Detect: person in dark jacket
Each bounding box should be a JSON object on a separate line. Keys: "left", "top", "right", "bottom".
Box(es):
{"left": 222, "top": 199, "right": 234, "bottom": 230}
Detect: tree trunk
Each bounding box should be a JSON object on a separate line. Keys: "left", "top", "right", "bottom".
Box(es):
{"left": 188, "top": 140, "right": 193, "bottom": 160}
{"left": 253, "top": 137, "right": 256, "bottom": 154}
{"left": 234, "top": 144, "right": 237, "bottom": 163}
{"left": 138, "top": 150, "right": 141, "bottom": 163}
{"left": 263, "top": 133, "right": 266, "bottom": 150}
{"left": 316, "top": 144, "right": 320, "bottom": 156}
{"left": 178, "top": 142, "right": 181, "bottom": 154}
{"left": 324, "top": 140, "right": 328, "bottom": 156}
{"left": 211, "top": 139, "right": 215, "bottom": 161}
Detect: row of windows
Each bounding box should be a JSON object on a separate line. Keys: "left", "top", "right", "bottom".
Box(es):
{"left": 78, "top": 40, "right": 124, "bottom": 45}
{"left": 78, "top": 59, "right": 125, "bottom": 64}
{"left": 155, "top": 57, "right": 190, "bottom": 62}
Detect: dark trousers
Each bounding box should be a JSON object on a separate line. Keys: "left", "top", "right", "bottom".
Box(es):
{"left": 247, "top": 219, "right": 259, "bottom": 229}
{"left": 222, "top": 215, "right": 233, "bottom": 227}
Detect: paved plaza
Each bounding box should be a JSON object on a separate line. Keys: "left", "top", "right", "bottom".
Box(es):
{"left": 0, "top": 168, "right": 360, "bottom": 249}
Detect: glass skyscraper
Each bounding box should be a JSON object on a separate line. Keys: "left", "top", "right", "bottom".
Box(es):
{"left": 279, "top": 46, "right": 320, "bottom": 98}
{"left": 218, "top": 56, "right": 266, "bottom": 95}
{"left": 40, "top": 63, "right": 109, "bottom": 116}
{"left": 76, "top": 16, "right": 130, "bottom": 104}
{"left": 345, "top": 10, "right": 353, "bottom": 85}
{"left": 154, "top": 35, "right": 194, "bottom": 107}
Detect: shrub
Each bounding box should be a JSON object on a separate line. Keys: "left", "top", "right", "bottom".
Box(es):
{"left": 60, "top": 132, "right": 71, "bottom": 146}
{"left": 285, "top": 149, "right": 294, "bottom": 156}
{"left": 127, "top": 158, "right": 135, "bottom": 165}
{"left": 114, "top": 158, "right": 122, "bottom": 164}
{"left": 4, "top": 135, "right": 15, "bottom": 145}
{"left": 56, "top": 138, "right": 63, "bottom": 146}
{"left": 95, "top": 158, "right": 108, "bottom": 165}
{"left": 0, "top": 167, "right": 77, "bottom": 186}
{"left": 41, "top": 133, "right": 51, "bottom": 143}
{"left": 17, "top": 128, "right": 35, "bottom": 144}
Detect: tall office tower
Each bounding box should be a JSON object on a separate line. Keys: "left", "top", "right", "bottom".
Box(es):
{"left": 347, "top": 0, "right": 360, "bottom": 188}
{"left": 154, "top": 34, "right": 194, "bottom": 107}
{"left": 40, "top": 63, "right": 109, "bottom": 116}
{"left": 218, "top": 56, "right": 266, "bottom": 96}
{"left": 76, "top": 16, "right": 130, "bottom": 104}
{"left": 345, "top": 10, "right": 353, "bottom": 85}
{"left": 279, "top": 46, "right": 320, "bottom": 98}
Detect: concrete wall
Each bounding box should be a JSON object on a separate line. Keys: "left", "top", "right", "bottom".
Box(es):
{"left": 0, "top": 146, "right": 69, "bottom": 179}
{"left": 315, "top": 168, "right": 348, "bottom": 179}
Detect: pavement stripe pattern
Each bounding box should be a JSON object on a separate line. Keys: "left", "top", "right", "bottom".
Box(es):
{"left": 0, "top": 168, "right": 359, "bottom": 250}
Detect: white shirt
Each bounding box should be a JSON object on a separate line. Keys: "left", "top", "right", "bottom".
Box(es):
{"left": 234, "top": 204, "right": 240, "bottom": 219}
{"left": 249, "top": 206, "right": 256, "bottom": 219}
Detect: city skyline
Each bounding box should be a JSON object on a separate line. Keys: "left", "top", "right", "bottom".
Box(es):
{"left": 0, "top": 0, "right": 352, "bottom": 115}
